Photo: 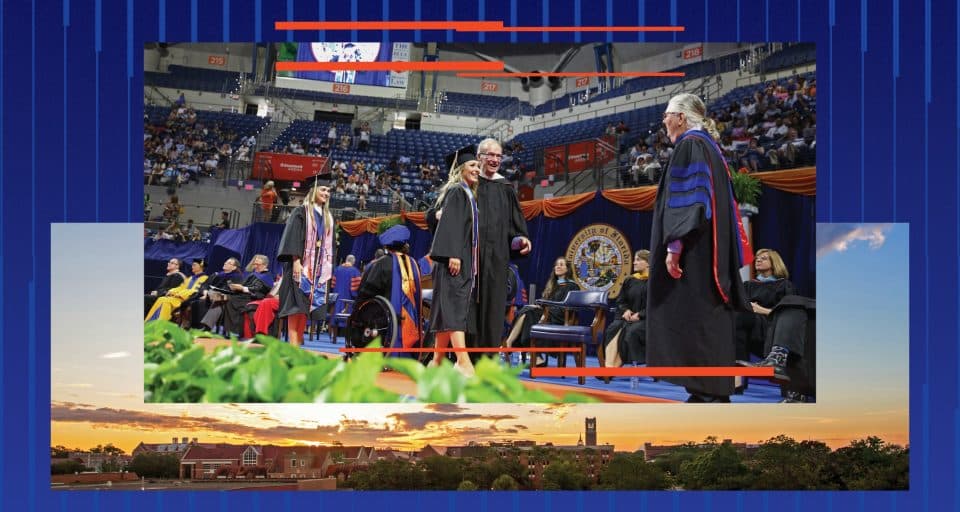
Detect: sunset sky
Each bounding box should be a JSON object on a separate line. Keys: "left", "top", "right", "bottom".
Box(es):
{"left": 50, "top": 223, "right": 908, "bottom": 454}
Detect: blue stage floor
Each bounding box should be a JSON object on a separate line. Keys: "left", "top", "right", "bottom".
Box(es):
{"left": 301, "top": 334, "right": 787, "bottom": 404}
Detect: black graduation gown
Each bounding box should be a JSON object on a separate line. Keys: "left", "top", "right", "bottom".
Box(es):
{"left": 276, "top": 206, "right": 333, "bottom": 318}
{"left": 428, "top": 186, "right": 476, "bottom": 333}
{"left": 736, "top": 278, "right": 796, "bottom": 360}
{"left": 646, "top": 129, "right": 750, "bottom": 398}
{"left": 427, "top": 176, "right": 528, "bottom": 347}
{"left": 223, "top": 272, "right": 274, "bottom": 336}
{"left": 187, "top": 270, "right": 243, "bottom": 328}
{"left": 603, "top": 276, "right": 648, "bottom": 364}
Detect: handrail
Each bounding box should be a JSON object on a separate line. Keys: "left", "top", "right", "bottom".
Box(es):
{"left": 146, "top": 201, "right": 241, "bottom": 230}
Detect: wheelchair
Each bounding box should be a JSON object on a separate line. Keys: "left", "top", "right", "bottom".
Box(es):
{"left": 344, "top": 295, "right": 431, "bottom": 364}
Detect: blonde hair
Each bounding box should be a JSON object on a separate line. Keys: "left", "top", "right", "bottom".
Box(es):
{"left": 636, "top": 249, "right": 650, "bottom": 263}
{"left": 755, "top": 248, "right": 789, "bottom": 279}
{"left": 434, "top": 160, "right": 479, "bottom": 210}
{"left": 305, "top": 181, "right": 335, "bottom": 233}
{"left": 667, "top": 92, "right": 721, "bottom": 141}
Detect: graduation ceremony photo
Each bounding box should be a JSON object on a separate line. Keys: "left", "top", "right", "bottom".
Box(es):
{"left": 142, "top": 41, "right": 817, "bottom": 404}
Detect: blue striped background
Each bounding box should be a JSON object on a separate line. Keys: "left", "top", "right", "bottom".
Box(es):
{"left": 5, "top": 0, "right": 953, "bottom": 509}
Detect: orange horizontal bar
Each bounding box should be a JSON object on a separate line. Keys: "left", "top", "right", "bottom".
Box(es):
{"left": 339, "top": 347, "right": 579, "bottom": 353}
{"left": 456, "top": 72, "right": 685, "bottom": 78}
{"left": 482, "top": 26, "right": 685, "bottom": 32}
{"left": 275, "top": 21, "right": 504, "bottom": 31}
{"left": 530, "top": 367, "right": 776, "bottom": 377}
{"left": 276, "top": 61, "right": 504, "bottom": 72}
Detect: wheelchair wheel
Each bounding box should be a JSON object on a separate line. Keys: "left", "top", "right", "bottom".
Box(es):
{"left": 345, "top": 296, "right": 398, "bottom": 358}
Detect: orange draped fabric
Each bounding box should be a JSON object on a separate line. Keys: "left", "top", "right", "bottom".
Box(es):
{"left": 754, "top": 167, "right": 817, "bottom": 196}
{"left": 520, "top": 200, "right": 543, "bottom": 220}
{"left": 601, "top": 186, "right": 659, "bottom": 211}
{"left": 540, "top": 191, "right": 595, "bottom": 217}
{"left": 337, "top": 168, "right": 815, "bottom": 232}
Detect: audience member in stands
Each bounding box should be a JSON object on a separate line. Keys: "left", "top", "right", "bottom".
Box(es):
{"left": 259, "top": 181, "right": 279, "bottom": 222}
{"left": 426, "top": 147, "right": 482, "bottom": 377}
{"left": 647, "top": 92, "right": 751, "bottom": 404}
{"left": 145, "top": 258, "right": 208, "bottom": 322}
{"left": 145, "top": 258, "right": 186, "bottom": 316}
{"left": 215, "top": 211, "right": 231, "bottom": 229}
{"left": 327, "top": 124, "right": 337, "bottom": 147}
{"left": 276, "top": 178, "right": 334, "bottom": 348}
{"left": 738, "top": 138, "right": 767, "bottom": 173}
{"left": 183, "top": 219, "right": 201, "bottom": 241}
{"left": 158, "top": 219, "right": 185, "bottom": 241}
{"left": 601, "top": 250, "right": 650, "bottom": 373}
{"left": 501, "top": 256, "right": 580, "bottom": 367}
{"left": 359, "top": 125, "right": 371, "bottom": 151}
{"left": 641, "top": 153, "right": 662, "bottom": 184}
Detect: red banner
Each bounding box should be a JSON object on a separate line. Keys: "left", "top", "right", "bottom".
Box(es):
{"left": 252, "top": 152, "right": 329, "bottom": 182}
{"left": 208, "top": 55, "right": 227, "bottom": 66}
{"left": 332, "top": 83, "right": 351, "bottom": 94}
{"left": 543, "top": 136, "right": 618, "bottom": 175}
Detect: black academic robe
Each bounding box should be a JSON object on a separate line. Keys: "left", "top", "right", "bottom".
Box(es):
{"left": 736, "top": 278, "right": 796, "bottom": 360}
{"left": 646, "top": 129, "right": 750, "bottom": 398}
{"left": 276, "top": 205, "right": 334, "bottom": 318}
{"left": 427, "top": 176, "right": 528, "bottom": 348}
{"left": 223, "top": 271, "right": 274, "bottom": 336}
{"left": 357, "top": 252, "right": 423, "bottom": 355}
{"left": 145, "top": 272, "right": 186, "bottom": 315}
{"left": 513, "top": 280, "right": 580, "bottom": 348}
{"left": 603, "top": 275, "right": 648, "bottom": 364}
{"left": 428, "top": 185, "right": 477, "bottom": 333}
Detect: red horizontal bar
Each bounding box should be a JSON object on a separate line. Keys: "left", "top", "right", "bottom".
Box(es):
{"left": 456, "top": 72, "right": 685, "bottom": 78}
{"left": 339, "top": 347, "right": 579, "bottom": 353}
{"left": 530, "top": 367, "right": 776, "bottom": 377}
{"left": 483, "top": 26, "right": 685, "bottom": 32}
{"left": 276, "top": 61, "right": 504, "bottom": 72}
{"left": 275, "top": 21, "right": 504, "bottom": 31}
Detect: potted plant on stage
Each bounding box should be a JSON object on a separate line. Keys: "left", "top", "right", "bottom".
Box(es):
{"left": 730, "top": 170, "right": 762, "bottom": 282}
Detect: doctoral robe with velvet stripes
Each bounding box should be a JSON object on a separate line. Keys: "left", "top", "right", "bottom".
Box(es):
{"left": 646, "top": 129, "right": 752, "bottom": 398}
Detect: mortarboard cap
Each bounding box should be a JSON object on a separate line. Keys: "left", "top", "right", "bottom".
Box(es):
{"left": 193, "top": 258, "right": 205, "bottom": 268}
{"left": 444, "top": 144, "right": 478, "bottom": 172}
{"left": 378, "top": 224, "right": 411, "bottom": 248}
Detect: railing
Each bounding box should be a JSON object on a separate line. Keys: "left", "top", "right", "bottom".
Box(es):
{"left": 145, "top": 202, "right": 241, "bottom": 230}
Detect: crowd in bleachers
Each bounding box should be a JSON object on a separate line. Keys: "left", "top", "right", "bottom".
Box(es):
{"left": 143, "top": 104, "right": 268, "bottom": 186}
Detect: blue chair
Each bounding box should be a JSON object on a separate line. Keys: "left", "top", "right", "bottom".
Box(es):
{"left": 528, "top": 290, "right": 609, "bottom": 385}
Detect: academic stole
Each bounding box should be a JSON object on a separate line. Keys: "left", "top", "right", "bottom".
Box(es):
{"left": 460, "top": 182, "right": 480, "bottom": 282}
{"left": 309, "top": 208, "right": 327, "bottom": 311}
{"left": 391, "top": 253, "right": 422, "bottom": 357}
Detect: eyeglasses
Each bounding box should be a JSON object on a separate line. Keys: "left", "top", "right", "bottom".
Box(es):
{"left": 481, "top": 153, "right": 503, "bottom": 159}
{"left": 662, "top": 112, "right": 681, "bottom": 120}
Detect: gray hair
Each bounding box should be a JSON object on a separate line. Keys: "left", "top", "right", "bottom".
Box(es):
{"left": 666, "top": 92, "right": 720, "bottom": 141}
{"left": 345, "top": 254, "right": 356, "bottom": 264}
{"left": 477, "top": 138, "right": 501, "bottom": 156}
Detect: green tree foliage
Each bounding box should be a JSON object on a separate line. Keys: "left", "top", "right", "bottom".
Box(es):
{"left": 51, "top": 460, "right": 87, "bottom": 475}
{"left": 421, "top": 455, "right": 465, "bottom": 490}
{"left": 651, "top": 442, "right": 702, "bottom": 478}
{"left": 127, "top": 452, "right": 181, "bottom": 479}
{"left": 491, "top": 474, "right": 519, "bottom": 490}
{"left": 344, "top": 460, "right": 428, "bottom": 490}
{"left": 541, "top": 459, "right": 591, "bottom": 490}
{"left": 829, "top": 436, "right": 909, "bottom": 490}
{"left": 679, "top": 440, "right": 750, "bottom": 490}
{"left": 596, "top": 453, "right": 669, "bottom": 490}
{"left": 50, "top": 445, "right": 73, "bottom": 458}
{"left": 748, "top": 435, "right": 833, "bottom": 490}
{"left": 457, "top": 480, "right": 479, "bottom": 490}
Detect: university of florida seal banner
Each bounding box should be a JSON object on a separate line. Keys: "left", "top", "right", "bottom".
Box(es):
{"left": 565, "top": 223, "right": 632, "bottom": 298}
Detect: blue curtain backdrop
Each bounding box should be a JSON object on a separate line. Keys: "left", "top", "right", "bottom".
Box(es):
{"left": 150, "top": 188, "right": 817, "bottom": 298}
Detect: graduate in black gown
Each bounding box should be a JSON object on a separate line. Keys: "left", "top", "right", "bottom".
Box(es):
{"left": 355, "top": 225, "right": 423, "bottom": 358}
{"left": 276, "top": 176, "right": 335, "bottom": 347}
{"left": 221, "top": 254, "right": 274, "bottom": 338}
{"left": 427, "top": 138, "right": 532, "bottom": 357}
{"left": 193, "top": 258, "right": 244, "bottom": 330}
{"left": 426, "top": 146, "right": 482, "bottom": 377}
{"left": 601, "top": 250, "right": 650, "bottom": 369}
{"left": 647, "top": 93, "right": 753, "bottom": 403}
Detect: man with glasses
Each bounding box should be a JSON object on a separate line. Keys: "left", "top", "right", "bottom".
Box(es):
{"left": 428, "top": 138, "right": 532, "bottom": 358}
{"left": 145, "top": 258, "right": 186, "bottom": 316}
